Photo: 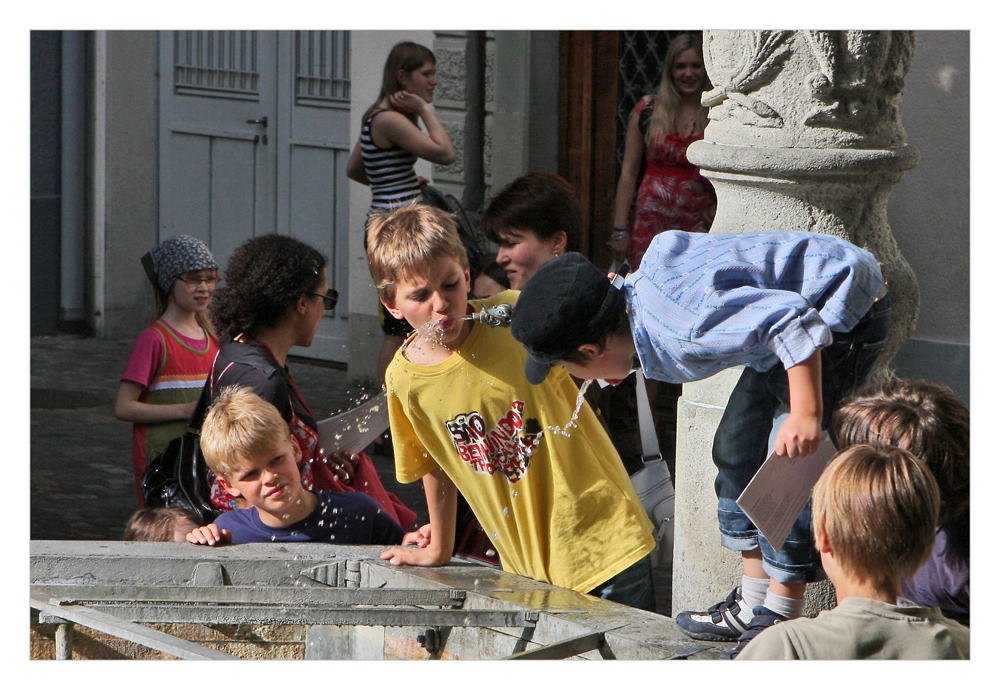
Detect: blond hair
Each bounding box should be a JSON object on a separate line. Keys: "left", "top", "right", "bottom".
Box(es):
{"left": 812, "top": 444, "right": 940, "bottom": 594}
{"left": 199, "top": 386, "right": 292, "bottom": 477}
{"left": 647, "top": 33, "right": 710, "bottom": 143}
{"left": 366, "top": 204, "right": 469, "bottom": 302}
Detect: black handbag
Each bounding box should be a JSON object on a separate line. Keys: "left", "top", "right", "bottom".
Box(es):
{"left": 421, "top": 185, "right": 487, "bottom": 273}
{"left": 140, "top": 362, "right": 221, "bottom": 524}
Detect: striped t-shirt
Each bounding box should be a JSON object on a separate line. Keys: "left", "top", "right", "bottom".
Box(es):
{"left": 360, "top": 109, "right": 422, "bottom": 215}
{"left": 625, "top": 230, "right": 885, "bottom": 383}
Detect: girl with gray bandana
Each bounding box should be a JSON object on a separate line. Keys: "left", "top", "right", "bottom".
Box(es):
{"left": 115, "top": 235, "right": 221, "bottom": 505}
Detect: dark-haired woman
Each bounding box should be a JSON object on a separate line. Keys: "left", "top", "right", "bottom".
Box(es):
{"left": 347, "top": 41, "right": 456, "bottom": 390}
{"left": 205, "top": 234, "right": 416, "bottom": 528}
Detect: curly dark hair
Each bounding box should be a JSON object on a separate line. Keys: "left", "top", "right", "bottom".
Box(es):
{"left": 209, "top": 235, "right": 326, "bottom": 339}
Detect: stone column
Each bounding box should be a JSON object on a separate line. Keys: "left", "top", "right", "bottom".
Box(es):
{"left": 673, "top": 30, "right": 920, "bottom": 616}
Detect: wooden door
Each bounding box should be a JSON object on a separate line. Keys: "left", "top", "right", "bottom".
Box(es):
{"left": 558, "top": 31, "right": 619, "bottom": 269}
{"left": 558, "top": 31, "right": 681, "bottom": 271}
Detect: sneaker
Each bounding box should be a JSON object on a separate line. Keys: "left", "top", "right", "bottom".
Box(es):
{"left": 718, "top": 606, "right": 787, "bottom": 659}
{"left": 675, "top": 587, "right": 756, "bottom": 641}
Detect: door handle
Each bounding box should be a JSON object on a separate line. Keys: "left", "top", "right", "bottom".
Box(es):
{"left": 246, "top": 116, "right": 268, "bottom": 127}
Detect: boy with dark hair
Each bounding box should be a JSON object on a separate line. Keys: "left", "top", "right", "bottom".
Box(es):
{"left": 186, "top": 386, "right": 406, "bottom": 547}
{"left": 366, "top": 203, "right": 656, "bottom": 610}
{"left": 482, "top": 170, "right": 648, "bottom": 478}
{"left": 735, "top": 444, "right": 969, "bottom": 659}
{"left": 510, "top": 229, "right": 890, "bottom": 647}
{"left": 832, "top": 378, "right": 970, "bottom": 627}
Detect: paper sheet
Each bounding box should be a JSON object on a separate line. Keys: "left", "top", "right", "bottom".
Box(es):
{"left": 736, "top": 433, "right": 839, "bottom": 552}
{"left": 316, "top": 392, "right": 390, "bottom": 456}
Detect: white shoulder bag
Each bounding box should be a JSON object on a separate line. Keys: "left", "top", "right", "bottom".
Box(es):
{"left": 629, "top": 370, "right": 675, "bottom": 567}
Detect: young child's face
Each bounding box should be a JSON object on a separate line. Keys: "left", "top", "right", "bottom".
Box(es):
{"left": 171, "top": 517, "right": 201, "bottom": 542}
{"left": 559, "top": 333, "right": 638, "bottom": 385}
{"left": 495, "top": 227, "right": 561, "bottom": 290}
{"left": 383, "top": 255, "right": 472, "bottom": 348}
{"left": 170, "top": 268, "right": 219, "bottom": 313}
{"left": 219, "top": 438, "right": 305, "bottom": 519}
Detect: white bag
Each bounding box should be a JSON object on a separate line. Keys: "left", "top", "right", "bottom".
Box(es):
{"left": 630, "top": 370, "right": 675, "bottom": 567}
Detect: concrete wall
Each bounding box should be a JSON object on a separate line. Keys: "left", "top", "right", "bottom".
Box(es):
{"left": 30, "top": 31, "right": 63, "bottom": 335}
{"left": 487, "top": 31, "right": 560, "bottom": 195}
{"left": 886, "top": 30, "right": 970, "bottom": 402}
{"left": 91, "top": 31, "right": 159, "bottom": 340}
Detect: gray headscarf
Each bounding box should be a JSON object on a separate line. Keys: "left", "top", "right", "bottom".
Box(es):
{"left": 141, "top": 235, "right": 217, "bottom": 294}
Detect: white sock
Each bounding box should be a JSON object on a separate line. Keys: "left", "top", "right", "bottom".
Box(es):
{"left": 763, "top": 590, "right": 805, "bottom": 619}
{"left": 740, "top": 575, "right": 769, "bottom": 612}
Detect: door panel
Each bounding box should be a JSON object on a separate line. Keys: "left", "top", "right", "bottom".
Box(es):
{"left": 165, "top": 133, "right": 212, "bottom": 241}
{"left": 210, "top": 137, "right": 259, "bottom": 261}
{"left": 279, "top": 31, "right": 352, "bottom": 363}
{"left": 159, "top": 30, "right": 277, "bottom": 255}
{"left": 159, "top": 30, "right": 353, "bottom": 364}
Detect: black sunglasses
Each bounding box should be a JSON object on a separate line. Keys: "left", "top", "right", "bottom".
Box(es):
{"left": 309, "top": 289, "right": 339, "bottom": 311}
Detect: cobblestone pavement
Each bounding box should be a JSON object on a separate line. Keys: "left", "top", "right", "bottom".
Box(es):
{"left": 30, "top": 334, "right": 672, "bottom": 616}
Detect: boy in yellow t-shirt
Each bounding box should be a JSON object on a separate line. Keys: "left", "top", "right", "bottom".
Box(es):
{"left": 367, "top": 204, "right": 655, "bottom": 609}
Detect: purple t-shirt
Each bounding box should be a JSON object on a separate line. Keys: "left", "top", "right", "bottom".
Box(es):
{"left": 215, "top": 490, "right": 405, "bottom": 546}
{"left": 901, "top": 522, "right": 970, "bottom": 628}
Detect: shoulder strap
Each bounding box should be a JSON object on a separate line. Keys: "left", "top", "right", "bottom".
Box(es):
{"left": 634, "top": 370, "right": 661, "bottom": 461}
{"left": 186, "top": 353, "right": 234, "bottom": 434}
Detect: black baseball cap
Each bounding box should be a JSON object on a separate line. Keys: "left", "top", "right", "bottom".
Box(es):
{"left": 510, "top": 253, "right": 625, "bottom": 385}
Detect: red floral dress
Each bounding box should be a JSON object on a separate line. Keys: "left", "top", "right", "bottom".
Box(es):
{"left": 627, "top": 95, "right": 716, "bottom": 269}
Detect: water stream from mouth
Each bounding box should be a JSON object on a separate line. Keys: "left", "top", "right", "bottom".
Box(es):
{"left": 547, "top": 378, "right": 594, "bottom": 437}
{"left": 394, "top": 311, "right": 592, "bottom": 441}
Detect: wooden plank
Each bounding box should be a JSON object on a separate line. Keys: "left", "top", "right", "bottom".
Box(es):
{"left": 31, "top": 595, "right": 238, "bottom": 660}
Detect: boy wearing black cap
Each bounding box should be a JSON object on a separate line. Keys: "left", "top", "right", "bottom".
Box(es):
{"left": 511, "top": 229, "right": 890, "bottom": 652}
{"left": 366, "top": 203, "right": 656, "bottom": 610}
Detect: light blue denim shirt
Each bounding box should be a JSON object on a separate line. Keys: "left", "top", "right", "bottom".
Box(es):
{"left": 624, "top": 230, "right": 884, "bottom": 384}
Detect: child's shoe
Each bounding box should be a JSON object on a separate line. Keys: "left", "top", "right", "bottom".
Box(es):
{"left": 675, "top": 587, "right": 755, "bottom": 641}
{"left": 718, "top": 606, "right": 787, "bottom": 659}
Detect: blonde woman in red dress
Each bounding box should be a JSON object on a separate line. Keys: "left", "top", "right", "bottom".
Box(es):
{"left": 610, "top": 33, "right": 716, "bottom": 270}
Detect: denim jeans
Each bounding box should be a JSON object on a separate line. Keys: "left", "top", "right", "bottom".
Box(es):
{"left": 712, "top": 296, "right": 892, "bottom": 583}
{"left": 589, "top": 554, "right": 656, "bottom": 612}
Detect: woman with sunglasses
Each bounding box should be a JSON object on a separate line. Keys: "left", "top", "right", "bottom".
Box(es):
{"left": 205, "top": 234, "right": 416, "bottom": 528}
{"left": 117, "top": 235, "right": 221, "bottom": 505}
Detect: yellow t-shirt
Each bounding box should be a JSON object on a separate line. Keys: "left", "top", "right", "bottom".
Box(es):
{"left": 385, "top": 291, "right": 654, "bottom": 593}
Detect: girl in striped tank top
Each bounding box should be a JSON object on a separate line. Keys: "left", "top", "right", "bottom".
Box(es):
{"left": 116, "top": 236, "right": 221, "bottom": 505}
{"left": 347, "top": 41, "right": 456, "bottom": 388}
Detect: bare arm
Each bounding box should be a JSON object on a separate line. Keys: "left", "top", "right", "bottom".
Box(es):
{"left": 376, "top": 94, "right": 456, "bottom": 166}
{"left": 609, "top": 109, "right": 645, "bottom": 258}
{"left": 114, "top": 380, "right": 197, "bottom": 424}
{"left": 613, "top": 109, "right": 645, "bottom": 227}
{"left": 774, "top": 350, "right": 823, "bottom": 457}
{"left": 346, "top": 139, "right": 369, "bottom": 185}
{"left": 380, "top": 467, "right": 457, "bottom": 566}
